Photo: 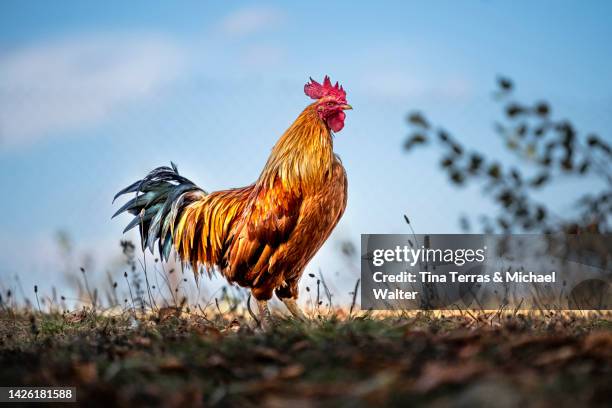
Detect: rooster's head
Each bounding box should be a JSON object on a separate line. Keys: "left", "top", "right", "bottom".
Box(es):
{"left": 304, "top": 76, "right": 352, "bottom": 132}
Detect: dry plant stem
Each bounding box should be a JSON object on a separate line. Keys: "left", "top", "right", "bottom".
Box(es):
{"left": 282, "top": 298, "right": 307, "bottom": 321}
{"left": 138, "top": 257, "right": 157, "bottom": 311}
{"left": 349, "top": 279, "right": 360, "bottom": 316}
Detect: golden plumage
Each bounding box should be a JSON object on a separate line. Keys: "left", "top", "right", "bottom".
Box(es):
{"left": 115, "top": 88, "right": 349, "bottom": 303}
{"left": 172, "top": 103, "right": 346, "bottom": 300}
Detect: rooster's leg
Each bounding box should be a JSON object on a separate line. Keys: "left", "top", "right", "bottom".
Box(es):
{"left": 256, "top": 299, "right": 274, "bottom": 329}
{"left": 282, "top": 298, "right": 307, "bottom": 322}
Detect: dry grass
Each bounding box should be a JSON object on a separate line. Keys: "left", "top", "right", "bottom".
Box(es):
{"left": 0, "top": 307, "right": 610, "bottom": 407}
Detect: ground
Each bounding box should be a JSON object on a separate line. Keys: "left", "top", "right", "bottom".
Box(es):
{"left": 0, "top": 309, "right": 610, "bottom": 407}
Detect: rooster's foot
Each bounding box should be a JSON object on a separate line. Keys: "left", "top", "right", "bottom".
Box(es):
{"left": 282, "top": 298, "right": 307, "bottom": 322}
{"left": 256, "top": 299, "right": 275, "bottom": 330}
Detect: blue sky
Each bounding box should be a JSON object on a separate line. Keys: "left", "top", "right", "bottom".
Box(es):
{"left": 1, "top": 1, "right": 611, "bottom": 302}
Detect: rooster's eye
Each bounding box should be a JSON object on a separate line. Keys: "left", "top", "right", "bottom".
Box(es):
{"left": 327, "top": 102, "right": 334, "bottom": 106}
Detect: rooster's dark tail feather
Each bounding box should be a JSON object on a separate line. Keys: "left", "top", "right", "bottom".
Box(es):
{"left": 113, "top": 162, "right": 206, "bottom": 260}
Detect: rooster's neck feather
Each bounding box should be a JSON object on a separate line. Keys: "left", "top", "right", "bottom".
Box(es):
{"left": 259, "top": 103, "right": 334, "bottom": 195}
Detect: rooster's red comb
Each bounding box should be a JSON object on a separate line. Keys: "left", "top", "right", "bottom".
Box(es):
{"left": 304, "top": 76, "right": 346, "bottom": 101}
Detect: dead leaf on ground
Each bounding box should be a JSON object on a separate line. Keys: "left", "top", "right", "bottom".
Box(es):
{"left": 458, "top": 342, "right": 483, "bottom": 359}
{"left": 413, "top": 361, "right": 486, "bottom": 393}
{"left": 506, "top": 333, "right": 572, "bottom": 352}
{"left": 278, "top": 363, "right": 304, "bottom": 379}
{"left": 582, "top": 330, "right": 612, "bottom": 358}
{"left": 158, "top": 307, "right": 181, "bottom": 322}
{"left": 533, "top": 345, "right": 576, "bottom": 366}
{"left": 290, "top": 340, "right": 310, "bottom": 352}
{"left": 159, "top": 356, "right": 186, "bottom": 372}
{"left": 262, "top": 395, "right": 316, "bottom": 408}
{"left": 64, "top": 310, "right": 87, "bottom": 323}
{"left": 132, "top": 336, "right": 152, "bottom": 347}
{"left": 223, "top": 319, "right": 241, "bottom": 333}
{"left": 73, "top": 361, "right": 98, "bottom": 384}
{"left": 253, "top": 346, "right": 290, "bottom": 363}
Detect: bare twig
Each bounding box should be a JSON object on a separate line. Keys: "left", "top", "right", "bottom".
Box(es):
{"left": 34, "top": 285, "right": 41, "bottom": 313}
{"left": 124, "top": 271, "right": 136, "bottom": 315}
{"left": 349, "top": 279, "right": 360, "bottom": 317}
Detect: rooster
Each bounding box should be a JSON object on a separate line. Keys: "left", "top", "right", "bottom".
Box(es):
{"left": 113, "top": 76, "right": 351, "bottom": 327}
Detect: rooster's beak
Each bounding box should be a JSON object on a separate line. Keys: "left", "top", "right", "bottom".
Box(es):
{"left": 341, "top": 104, "right": 353, "bottom": 110}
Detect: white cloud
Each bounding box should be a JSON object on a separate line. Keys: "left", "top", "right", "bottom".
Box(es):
{"left": 0, "top": 33, "right": 186, "bottom": 148}
{"left": 219, "top": 6, "right": 285, "bottom": 37}
{"left": 361, "top": 70, "right": 472, "bottom": 100}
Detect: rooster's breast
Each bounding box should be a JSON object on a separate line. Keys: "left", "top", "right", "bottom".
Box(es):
{"left": 225, "top": 157, "right": 347, "bottom": 300}
{"left": 270, "top": 157, "right": 347, "bottom": 279}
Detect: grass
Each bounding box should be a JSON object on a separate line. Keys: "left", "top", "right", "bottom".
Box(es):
{"left": 0, "top": 238, "right": 609, "bottom": 406}
{"left": 0, "top": 308, "right": 610, "bottom": 407}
